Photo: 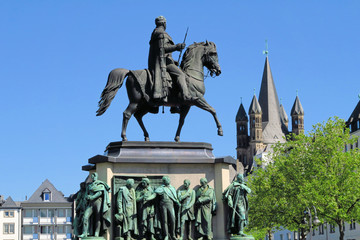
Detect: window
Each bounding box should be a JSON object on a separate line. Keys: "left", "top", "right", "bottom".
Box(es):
{"left": 40, "top": 209, "right": 47, "bottom": 217}
{"left": 48, "top": 209, "right": 54, "bottom": 218}
{"left": 287, "top": 232, "right": 291, "bottom": 240}
{"left": 40, "top": 226, "right": 47, "bottom": 234}
{"left": 280, "top": 234, "right": 283, "bottom": 240}
{"left": 24, "top": 209, "right": 38, "bottom": 218}
{"left": 66, "top": 209, "right": 72, "bottom": 217}
{"left": 58, "top": 209, "right": 65, "bottom": 217}
{"left": 294, "top": 231, "right": 298, "bottom": 240}
{"left": 350, "top": 220, "right": 356, "bottom": 230}
{"left": 24, "top": 226, "right": 38, "bottom": 234}
{"left": 330, "top": 224, "right": 335, "bottom": 233}
{"left": 3, "top": 223, "right": 15, "bottom": 234}
{"left": 4, "top": 211, "right": 14, "bottom": 218}
{"left": 43, "top": 192, "right": 50, "bottom": 201}
{"left": 57, "top": 225, "right": 65, "bottom": 234}
{"left": 319, "top": 224, "right": 324, "bottom": 235}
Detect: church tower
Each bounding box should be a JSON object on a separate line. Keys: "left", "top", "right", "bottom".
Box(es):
{"left": 235, "top": 51, "right": 305, "bottom": 173}
{"left": 236, "top": 103, "right": 249, "bottom": 172}
{"left": 291, "top": 95, "right": 305, "bottom": 135}
{"left": 248, "top": 94, "right": 263, "bottom": 165}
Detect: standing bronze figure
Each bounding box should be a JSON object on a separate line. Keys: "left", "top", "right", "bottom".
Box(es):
{"left": 177, "top": 179, "right": 196, "bottom": 240}
{"left": 115, "top": 178, "right": 138, "bottom": 240}
{"left": 78, "top": 173, "right": 111, "bottom": 238}
{"left": 96, "top": 16, "right": 222, "bottom": 142}
{"left": 136, "top": 178, "right": 157, "bottom": 240}
{"left": 222, "top": 174, "right": 251, "bottom": 237}
{"left": 154, "top": 176, "right": 180, "bottom": 240}
{"left": 195, "top": 178, "right": 216, "bottom": 240}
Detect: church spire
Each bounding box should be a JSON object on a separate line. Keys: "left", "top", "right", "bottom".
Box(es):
{"left": 291, "top": 95, "right": 305, "bottom": 135}
{"left": 258, "top": 56, "right": 287, "bottom": 143}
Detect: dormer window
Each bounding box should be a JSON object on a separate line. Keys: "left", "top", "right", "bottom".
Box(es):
{"left": 42, "top": 188, "right": 51, "bottom": 201}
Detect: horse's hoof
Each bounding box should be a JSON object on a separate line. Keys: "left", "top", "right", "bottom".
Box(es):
{"left": 218, "top": 129, "right": 223, "bottom": 136}
{"left": 145, "top": 137, "right": 150, "bottom": 142}
{"left": 122, "top": 136, "right": 128, "bottom": 141}
{"left": 174, "top": 136, "right": 180, "bottom": 142}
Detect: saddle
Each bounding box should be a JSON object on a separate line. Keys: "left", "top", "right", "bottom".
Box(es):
{"left": 130, "top": 69, "right": 178, "bottom": 103}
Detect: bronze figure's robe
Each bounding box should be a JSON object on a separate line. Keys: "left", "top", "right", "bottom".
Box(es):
{"left": 195, "top": 185, "right": 216, "bottom": 238}
{"left": 148, "top": 27, "right": 174, "bottom": 99}
{"left": 116, "top": 186, "right": 138, "bottom": 237}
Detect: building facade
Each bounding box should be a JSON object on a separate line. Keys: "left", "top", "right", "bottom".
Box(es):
{"left": 236, "top": 56, "right": 304, "bottom": 174}
{"left": 21, "top": 179, "right": 73, "bottom": 240}
{"left": 0, "top": 195, "right": 21, "bottom": 240}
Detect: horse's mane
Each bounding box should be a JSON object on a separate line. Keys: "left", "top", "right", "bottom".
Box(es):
{"left": 180, "top": 41, "right": 216, "bottom": 72}
{"left": 180, "top": 42, "right": 204, "bottom": 71}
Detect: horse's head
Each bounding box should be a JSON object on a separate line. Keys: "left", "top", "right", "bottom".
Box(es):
{"left": 203, "top": 41, "right": 221, "bottom": 77}
{"left": 181, "top": 41, "right": 221, "bottom": 81}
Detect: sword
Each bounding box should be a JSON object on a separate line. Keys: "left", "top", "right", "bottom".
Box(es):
{"left": 177, "top": 27, "right": 189, "bottom": 64}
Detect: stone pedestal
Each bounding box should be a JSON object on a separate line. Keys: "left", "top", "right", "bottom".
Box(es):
{"left": 229, "top": 236, "right": 255, "bottom": 240}
{"left": 83, "top": 141, "right": 237, "bottom": 240}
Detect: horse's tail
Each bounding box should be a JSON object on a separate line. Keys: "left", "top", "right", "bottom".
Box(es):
{"left": 96, "top": 68, "right": 129, "bottom": 116}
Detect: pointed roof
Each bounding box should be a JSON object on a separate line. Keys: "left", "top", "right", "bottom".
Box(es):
{"left": 258, "top": 57, "right": 286, "bottom": 143}
{"left": 236, "top": 103, "right": 248, "bottom": 121}
{"left": 347, "top": 100, "right": 360, "bottom": 124}
{"left": 280, "top": 104, "right": 289, "bottom": 123}
{"left": 248, "top": 94, "right": 262, "bottom": 115}
{"left": 291, "top": 96, "right": 305, "bottom": 116}
{"left": 27, "top": 179, "right": 68, "bottom": 203}
{"left": 258, "top": 57, "right": 282, "bottom": 123}
{"left": 2, "top": 196, "right": 18, "bottom": 208}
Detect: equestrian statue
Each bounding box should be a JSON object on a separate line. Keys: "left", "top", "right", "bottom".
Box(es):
{"left": 96, "top": 16, "right": 222, "bottom": 142}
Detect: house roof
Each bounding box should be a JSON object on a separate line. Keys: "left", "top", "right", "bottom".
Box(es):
{"left": 26, "top": 179, "right": 68, "bottom": 203}
{"left": 1, "top": 196, "right": 19, "bottom": 208}
{"left": 347, "top": 100, "right": 360, "bottom": 124}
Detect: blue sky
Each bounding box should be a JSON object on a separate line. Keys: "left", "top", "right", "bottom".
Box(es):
{"left": 1, "top": 1, "right": 359, "bottom": 201}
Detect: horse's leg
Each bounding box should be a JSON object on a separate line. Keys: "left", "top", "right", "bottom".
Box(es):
{"left": 174, "top": 105, "right": 191, "bottom": 142}
{"left": 134, "top": 106, "right": 150, "bottom": 141}
{"left": 193, "top": 97, "right": 223, "bottom": 136}
{"left": 121, "top": 102, "right": 138, "bottom": 141}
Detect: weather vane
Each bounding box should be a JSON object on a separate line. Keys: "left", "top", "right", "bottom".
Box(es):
{"left": 253, "top": 88, "right": 256, "bottom": 96}
{"left": 263, "top": 39, "right": 269, "bottom": 56}
{"left": 296, "top": 89, "right": 299, "bottom": 97}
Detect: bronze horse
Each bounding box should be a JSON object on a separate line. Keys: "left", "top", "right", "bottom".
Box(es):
{"left": 96, "top": 41, "right": 222, "bottom": 142}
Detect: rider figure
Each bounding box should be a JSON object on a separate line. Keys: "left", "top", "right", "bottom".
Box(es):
{"left": 148, "top": 16, "right": 191, "bottom": 102}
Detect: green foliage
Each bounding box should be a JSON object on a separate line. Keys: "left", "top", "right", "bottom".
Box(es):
{"left": 247, "top": 117, "right": 360, "bottom": 240}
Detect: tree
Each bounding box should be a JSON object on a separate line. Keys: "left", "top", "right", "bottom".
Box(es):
{"left": 247, "top": 117, "right": 360, "bottom": 240}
